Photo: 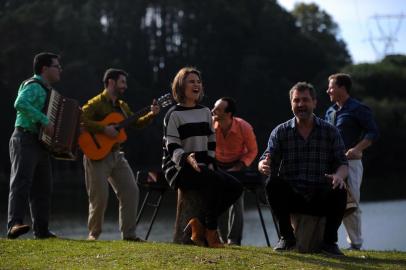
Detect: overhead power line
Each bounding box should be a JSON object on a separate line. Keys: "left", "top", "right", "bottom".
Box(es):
{"left": 367, "top": 13, "right": 405, "bottom": 60}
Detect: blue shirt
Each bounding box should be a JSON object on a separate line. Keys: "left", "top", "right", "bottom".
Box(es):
{"left": 259, "top": 116, "right": 348, "bottom": 194}
{"left": 325, "top": 97, "right": 379, "bottom": 150}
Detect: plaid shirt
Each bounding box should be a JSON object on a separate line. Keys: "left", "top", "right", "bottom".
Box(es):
{"left": 260, "top": 116, "right": 348, "bottom": 194}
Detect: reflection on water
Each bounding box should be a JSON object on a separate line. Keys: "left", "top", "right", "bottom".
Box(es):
{"left": 337, "top": 200, "right": 406, "bottom": 251}
{"left": 1, "top": 197, "right": 405, "bottom": 251}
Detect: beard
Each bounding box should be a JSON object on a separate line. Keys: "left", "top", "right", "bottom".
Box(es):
{"left": 113, "top": 87, "right": 125, "bottom": 99}
{"left": 294, "top": 107, "right": 313, "bottom": 120}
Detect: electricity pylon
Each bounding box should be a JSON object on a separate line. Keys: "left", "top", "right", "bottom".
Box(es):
{"left": 367, "top": 13, "right": 405, "bottom": 60}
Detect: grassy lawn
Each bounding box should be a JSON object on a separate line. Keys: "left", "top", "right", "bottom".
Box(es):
{"left": 1, "top": 239, "right": 406, "bottom": 269}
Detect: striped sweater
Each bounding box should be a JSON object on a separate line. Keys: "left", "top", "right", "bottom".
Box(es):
{"left": 162, "top": 104, "right": 216, "bottom": 187}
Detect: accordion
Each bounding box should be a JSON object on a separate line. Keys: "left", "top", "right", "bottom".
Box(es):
{"left": 39, "top": 89, "right": 81, "bottom": 160}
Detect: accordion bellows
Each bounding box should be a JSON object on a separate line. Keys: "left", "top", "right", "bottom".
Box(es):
{"left": 39, "top": 89, "right": 81, "bottom": 160}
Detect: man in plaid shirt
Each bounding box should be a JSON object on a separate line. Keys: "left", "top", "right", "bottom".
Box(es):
{"left": 258, "top": 82, "right": 348, "bottom": 256}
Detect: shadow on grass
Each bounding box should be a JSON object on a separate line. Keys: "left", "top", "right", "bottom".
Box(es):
{"left": 237, "top": 247, "right": 406, "bottom": 269}
{"left": 285, "top": 252, "right": 406, "bottom": 270}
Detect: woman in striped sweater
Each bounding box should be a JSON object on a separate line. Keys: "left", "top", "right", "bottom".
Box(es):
{"left": 162, "top": 67, "right": 243, "bottom": 248}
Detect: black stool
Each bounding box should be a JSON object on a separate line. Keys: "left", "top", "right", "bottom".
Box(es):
{"left": 135, "top": 170, "right": 169, "bottom": 240}
{"left": 239, "top": 170, "right": 280, "bottom": 247}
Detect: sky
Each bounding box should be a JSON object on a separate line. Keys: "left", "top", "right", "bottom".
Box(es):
{"left": 278, "top": 0, "right": 406, "bottom": 63}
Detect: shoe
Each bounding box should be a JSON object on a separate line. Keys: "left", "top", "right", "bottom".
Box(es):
{"left": 87, "top": 235, "right": 97, "bottom": 241}
{"left": 34, "top": 231, "right": 57, "bottom": 239}
{"left": 227, "top": 240, "right": 241, "bottom": 246}
{"left": 183, "top": 218, "right": 206, "bottom": 246}
{"left": 273, "top": 237, "right": 296, "bottom": 251}
{"left": 347, "top": 244, "right": 361, "bottom": 251}
{"left": 123, "top": 236, "right": 146, "bottom": 242}
{"left": 7, "top": 224, "right": 30, "bottom": 239}
{"left": 320, "top": 243, "right": 345, "bottom": 256}
{"left": 205, "top": 229, "right": 224, "bottom": 248}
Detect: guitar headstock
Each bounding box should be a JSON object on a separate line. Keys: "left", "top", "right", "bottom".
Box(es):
{"left": 157, "top": 93, "right": 173, "bottom": 108}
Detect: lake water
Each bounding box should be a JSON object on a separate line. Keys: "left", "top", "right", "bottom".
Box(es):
{"left": 1, "top": 197, "right": 405, "bottom": 251}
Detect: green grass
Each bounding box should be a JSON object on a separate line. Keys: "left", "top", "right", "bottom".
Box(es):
{"left": 1, "top": 239, "right": 406, "bottom": 269}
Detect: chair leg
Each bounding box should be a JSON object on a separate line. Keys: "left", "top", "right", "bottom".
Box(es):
{"left": 136, "top": 191, "right": 151, "bottom": 225}
{"left": 264, "top": 195, "right": 281, "bottom": 239}
{"left": 255, "top": 191, "right": 271, "bottom": 247}
{"left": 145, "top": 191, "right": 165, "bottom": 240}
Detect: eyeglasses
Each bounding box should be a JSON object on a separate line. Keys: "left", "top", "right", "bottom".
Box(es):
{"left": 49, "top": 64, "right": 62, "bottom": 70}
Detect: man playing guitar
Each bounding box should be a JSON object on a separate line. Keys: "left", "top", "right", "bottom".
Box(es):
{"left": 81, "top": 68, "right": 160, "bottom": 241}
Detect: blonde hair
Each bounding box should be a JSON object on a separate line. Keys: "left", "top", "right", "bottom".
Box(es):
{"left": 171, "top": 67, "right": 204, "bottom": 104}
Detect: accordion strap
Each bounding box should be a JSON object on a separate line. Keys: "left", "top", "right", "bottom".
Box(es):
{"left": 23, "top": 77, "right": 54, "bottom": 132}
{"left": 23, "top": 77, "right": 52, "bottom": 93}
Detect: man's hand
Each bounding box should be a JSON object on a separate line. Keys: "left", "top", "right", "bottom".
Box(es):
{"left": 258, "top": 154, "right": 271, "bottom": 175}
{"left": 151, "top": 99, "right": 160, "bottom": 115}
{"left": 187, "top": 153, "right": 201, "bottom": 172}
{"left": 104, "top": 125, "right": 119, "bottom": 138}
{"left": 325, "top": 173, "right": 346, "bottom": 189}
{"left": 346, "top": 147, "right": 362, "bottom": 160}
{"left": 44, "top": 123, "right": 54, "bottom": 137}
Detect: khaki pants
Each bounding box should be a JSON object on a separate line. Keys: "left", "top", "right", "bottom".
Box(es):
{"left": 343, "top": 159, "right": 363, "bottom": 247}
{"left": 84, "top": 151, "right": 139, "bottom": 239}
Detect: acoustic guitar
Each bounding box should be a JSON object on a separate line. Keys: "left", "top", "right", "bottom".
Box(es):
{"left": 78, "top": 93, "right": 172, "bottom": 160}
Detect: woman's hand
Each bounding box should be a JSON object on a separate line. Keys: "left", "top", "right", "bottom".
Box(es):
{"left": 187, "top": 153, "right": 201, "bottom": 172}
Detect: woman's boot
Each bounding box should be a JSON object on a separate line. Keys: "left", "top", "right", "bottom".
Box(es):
{"left": 205, "top": 229, "right": 224, "bottom": 248}
{"left": 183, "top": 218, "right": 206, "bottom": 246}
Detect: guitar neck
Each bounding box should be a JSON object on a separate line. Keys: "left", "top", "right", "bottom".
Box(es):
{"left": 116, "top": 106, "right": 151, "bottom": 129}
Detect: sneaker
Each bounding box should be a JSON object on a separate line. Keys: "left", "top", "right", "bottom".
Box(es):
{"left": 347, "top": 244, "right": 361, "bottom": 251}
{"left": 123, "top": 236, "right": 146, "bottom": 242}
{"left": 87, "top": 235, "right": 97, "bottom": 241}
{"left": 321, "top": 243, "right": 345, "bottom": 256}
{"left": 34, "top": 231, "right": 57, "bottom": 239}
{"left": 227, "top": 240, "right": 241, "bottom": 246}
{"left": 7, "top": 224, "right": 30, "bottom": 239}
{"left": 273, "top": 237, "right": 296, "bottom": 251}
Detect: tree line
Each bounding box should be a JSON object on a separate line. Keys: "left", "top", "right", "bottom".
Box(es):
{"left": 0, "top": 0, "right": 404, "bottom": 200}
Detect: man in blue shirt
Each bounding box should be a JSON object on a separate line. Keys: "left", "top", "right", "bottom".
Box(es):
{"left": 258, "top": 82, "right": 348, "bottom": 256}
{"left": 326, "top": 73, "right": 379, "bottom": 250}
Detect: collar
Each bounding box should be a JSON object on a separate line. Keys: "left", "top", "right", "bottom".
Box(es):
{"left": 33, "top": 74, "right": 44, "bottom": 81}
{"left": 33, "top": 74, "right": 51, "bottom": 88}
{"left": 333, "top": 97, "right": 359, "bottom": 111}
{"left": 101, "top": 89, "right": 121, "bottom": 106}
{"left": 288, "top": 114, "right": 320, "bottom": 129}
{"left": 214, "top": 117, "right": 239, "bottom": 134}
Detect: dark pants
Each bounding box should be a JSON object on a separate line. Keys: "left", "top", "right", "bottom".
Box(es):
{"left": 218, "top": 169, "right": 245, "bottom": 244}
{"left": 7, "top": 128, "right": 53, "bottom": 235}
{"left": 177, "top": 164, "right": 243, "bottom": 230}
{"left": 266, "top": 177, "right": 346, "bottom": 244}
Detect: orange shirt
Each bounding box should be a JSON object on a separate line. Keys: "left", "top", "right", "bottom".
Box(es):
{"left": 214, "top": 117, "right": 258, "bottom": 167}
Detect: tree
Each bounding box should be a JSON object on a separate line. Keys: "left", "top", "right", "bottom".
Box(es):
{"left": 291, "top": 3, "right": 351, "bottom": 83}
{"left": 0, "top": 0, "right": 354, "bottom": 176}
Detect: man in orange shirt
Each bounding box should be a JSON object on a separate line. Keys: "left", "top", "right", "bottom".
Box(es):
{"left": 212, "top": 97, "right": 258, "bottom": 245}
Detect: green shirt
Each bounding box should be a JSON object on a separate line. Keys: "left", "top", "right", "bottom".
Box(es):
{"left": 81, "top": 89, "right": 155, "bottom": 134}
{"left": 14, "top": 75, "right": 49, "bottom": 133}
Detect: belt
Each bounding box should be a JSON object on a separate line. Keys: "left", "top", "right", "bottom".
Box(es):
{"left": 217, "top": 160, "right": 240, "bottom": 169}
{"left": 16, "top": 126, "right": 36, "bottom": 134}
